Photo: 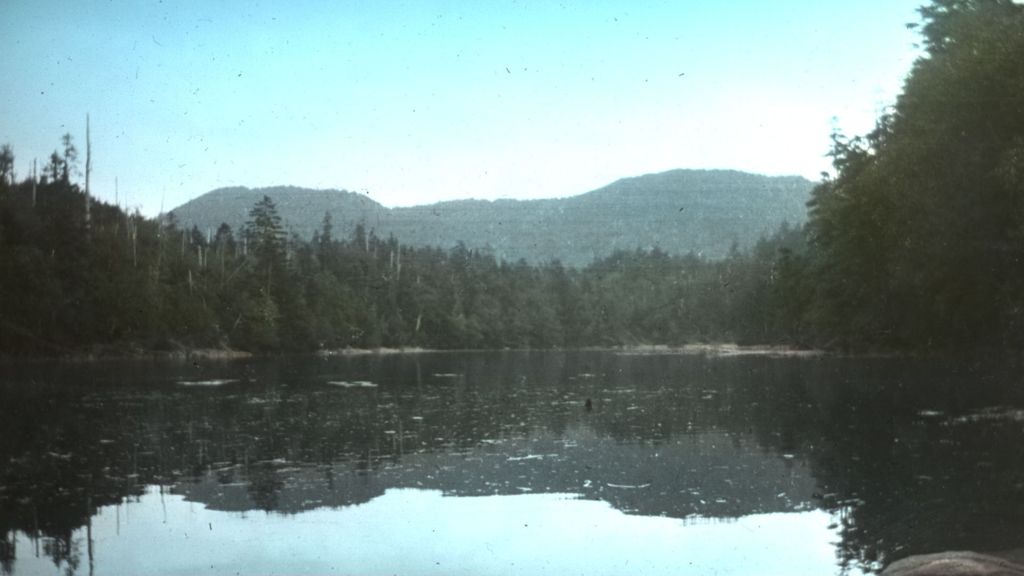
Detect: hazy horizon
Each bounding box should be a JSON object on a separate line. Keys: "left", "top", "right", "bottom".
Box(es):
{"left": 174, "top": 167, "right": 816, "bottom": 213}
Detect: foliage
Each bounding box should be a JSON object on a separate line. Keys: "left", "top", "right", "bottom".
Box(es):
{"left": 805, "top": 0, "right": 1024, "bottom": 351}
{"left": 0, "top": 155, "right": 804, "bottom": 354}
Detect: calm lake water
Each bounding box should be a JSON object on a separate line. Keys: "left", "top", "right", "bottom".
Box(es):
{"left": 2, "top": 351, "right": 1024, "bottom": 575}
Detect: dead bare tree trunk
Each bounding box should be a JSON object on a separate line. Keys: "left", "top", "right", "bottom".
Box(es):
{"left": 131, "top": 220, "right": 137, "bottom": 268}
{"left": 84, "top": 114, "right": 91, "bottom": 229}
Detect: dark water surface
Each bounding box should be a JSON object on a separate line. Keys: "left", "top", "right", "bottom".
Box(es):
{"left": 2, "top": 351, "right": 1024, "bottom": 575}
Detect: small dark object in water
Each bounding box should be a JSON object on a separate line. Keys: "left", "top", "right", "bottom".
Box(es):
{"left": 584, "top": 398, "right": 593, "bottom": 411}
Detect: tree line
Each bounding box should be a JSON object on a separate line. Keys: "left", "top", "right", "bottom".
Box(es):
{"left": 801, "top": 0, "right": 1024, "bottom": 350}
{"left": 2, "top": 0, "right": 1022, "bottom": 355}
{"left": 0, "top": 168, "right": 804, "bottom": 354}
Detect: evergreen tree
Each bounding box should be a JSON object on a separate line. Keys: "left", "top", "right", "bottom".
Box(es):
{"left": 243, "top": 195, "right": 286, "bottom": 296}
{"left": 0, "top": 145, "right": 13, "bottom": 186}
{"left": 806, "top": 0, "right": 1024, "bottom": 350}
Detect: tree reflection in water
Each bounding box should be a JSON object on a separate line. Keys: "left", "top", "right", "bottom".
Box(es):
{"left": 1, "top": 352, "right": 1024, "bottom": 574}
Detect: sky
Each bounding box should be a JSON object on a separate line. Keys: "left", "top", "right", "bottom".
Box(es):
{"left": 1, "top": 0, "right": 924, "bottom": 216}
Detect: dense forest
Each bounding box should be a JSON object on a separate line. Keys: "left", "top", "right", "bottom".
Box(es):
{"left": 1, "top": 0, "right": 1022, "bottom": 356}
{"left": 0, "top": 172, "right": 802, "bottom": 354}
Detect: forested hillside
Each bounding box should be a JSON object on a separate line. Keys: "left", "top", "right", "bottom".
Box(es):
{"left": 0, "top": 166, "right": 801, "bottom": 354}
{"left": 169, "top": 170, "right": 812, "bottom": 265}
{"left": 798, "top": 0, "right": 1024, "bottom": 350}
{"left": 2, "top": 0, "right": 1022, "bottom": 356}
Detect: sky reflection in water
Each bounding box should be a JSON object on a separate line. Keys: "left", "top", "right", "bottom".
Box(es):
{"left": 10, "top": 486, "right": 856, "bottom": 576}
{"left": 4, "top": 351, "right": 1024, "bottom": 575}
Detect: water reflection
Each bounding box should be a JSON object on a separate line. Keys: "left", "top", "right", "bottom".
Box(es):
{"left": 172, "top": 426, "right": 816, "bottom": 521}
{"left": 7, "top": 487, "right": 857, "bottom": 576}
{"left": 2, "top": 351, "right": 1024, "bottom": 574}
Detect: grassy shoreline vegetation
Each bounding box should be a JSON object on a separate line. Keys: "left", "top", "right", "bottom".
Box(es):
{"left": 2, "top": 0, "right": 1023, "bottom": 358}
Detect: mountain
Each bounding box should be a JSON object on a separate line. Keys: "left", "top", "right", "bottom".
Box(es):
{"left": 168, "top": 169, "right": 814, "bottom": 266}
{"left": 168, "top": 185, "right": 387, "bottom": 238}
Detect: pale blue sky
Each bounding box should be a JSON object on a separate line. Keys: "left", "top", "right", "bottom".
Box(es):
{"left": 1, "top": 1, "right": 923, "bottom": 215}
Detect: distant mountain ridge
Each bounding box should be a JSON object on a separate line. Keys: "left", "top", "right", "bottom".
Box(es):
{"left": 168, "top": 169, "right": 814, "bottom": 266}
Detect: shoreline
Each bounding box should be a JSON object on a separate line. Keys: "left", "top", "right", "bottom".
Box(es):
{"left": 317, "top": 343, "right": 829, "bottom": 359}
{"left": 0, "top": 346, "right": 254, "bottom": 364}
{"left": 0, "top": 343, "right": 836, "bottom": 363}
{"left": 608, "top": 343, "right": 826, "bottom": 358}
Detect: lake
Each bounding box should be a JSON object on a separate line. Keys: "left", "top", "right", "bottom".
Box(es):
{"left": 2, "top": 350, "right": 1024, "bottom": 575}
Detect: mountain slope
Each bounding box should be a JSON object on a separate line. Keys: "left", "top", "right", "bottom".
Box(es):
{"left": 168, "top": 169, "right": 814, "bottom": 266}
{"left": 168, "top": 185, "right": 387, "bottom": 239}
